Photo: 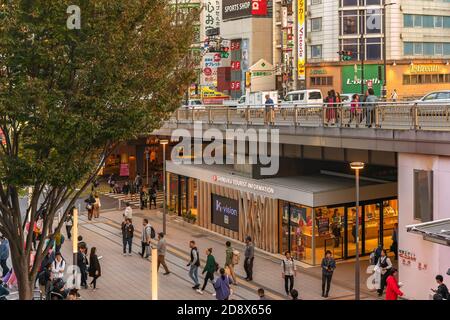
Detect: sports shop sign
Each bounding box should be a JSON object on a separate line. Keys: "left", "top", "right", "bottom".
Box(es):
{"left": 222, "top": 0, "right": 268, "bottom": 21}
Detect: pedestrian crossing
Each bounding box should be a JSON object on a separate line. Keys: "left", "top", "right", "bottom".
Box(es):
{"left": 102, "top": 191, "right": 164, "bottom": 209}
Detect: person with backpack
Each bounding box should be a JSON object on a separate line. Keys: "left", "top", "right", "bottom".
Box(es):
{"left": 432, "top": 275, "right": 449, "bottom": 300}
{"left": 65, "top": 208, "right": 74, "bottom": 240}
{"left": 321, "top": 250, "right": 336, "bottom": 298}
{"left": 197, "top": 248, "right": 216, "bottom": 295}
{"left": 225, "top": 241, "right": 237, "bottom": 285}
{"left": 149, "top": 186, "right": 157, "bottom": 209}
{"left": 140, "top": 219, "right": 154, "bottom": 259}
{"left": 281, "top": 251, "right": 297, "bottom": 296}
{"left": 51, "top": 252, "right": 66, "bottom": 279}
{"left": 213, "top": 268, "right": 233, "bottom": 300}
{"left": 85, "top": 193, "right": 96, "bottom": 221}
{"left": 38, "top": 263, "right": 53, "bottom": 299}
{"left": 121, "top": 218, "right": 134, "bottom": 256}
{"left": 88, "top": 247, "right": 101, "bottom": 291}
{"left": 187, "top": 240, "right": 200, "bottom": 290}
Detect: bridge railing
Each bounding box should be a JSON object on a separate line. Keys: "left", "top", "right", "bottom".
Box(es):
{"left": 169, "top": 101, "right": 450, "bottom": 130}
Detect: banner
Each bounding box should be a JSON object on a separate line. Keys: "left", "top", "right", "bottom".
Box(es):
{"left": 297, "top": 0, "right": 306, "bottom": 80}
{"left": 222, "top": 0, "right": 267, "bottom": 21}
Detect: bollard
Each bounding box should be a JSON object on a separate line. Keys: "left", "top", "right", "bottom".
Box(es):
{"left": 151, "top": 247, "right": 158, "bottom": 300}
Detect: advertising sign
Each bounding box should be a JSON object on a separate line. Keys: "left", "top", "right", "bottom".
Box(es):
{"left": 211, "top": 194, "right": 239, "bottom": 232}
{"left": 202, "top": 52, "right": 222, "bottom": 88}
{"left": 317, "top": 217, "right": 330, "bottom": 235}
{"left": 201, "top": 0, "right": 221, "bottom": 44}
{"left": 297, "top": 0, "right": 306, "bottom": 80}
{"left": 119, "top": 164, "right": 129, "bottom": 177}
{"left": 223, "top": 0, "right": 267, "bottom": 20}
{"left": 342, "top": 64, "right": 382, "bottom": 96}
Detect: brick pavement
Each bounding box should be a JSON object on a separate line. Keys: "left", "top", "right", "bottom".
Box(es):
{"left": 61, "top": 207, "right": 378, "bottom": 300}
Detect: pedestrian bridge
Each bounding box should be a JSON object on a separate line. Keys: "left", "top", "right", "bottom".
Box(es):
{"left": 153, "top": 102, "right": 450, "bottom": 157}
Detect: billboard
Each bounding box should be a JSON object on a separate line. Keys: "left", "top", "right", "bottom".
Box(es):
{"left": 297, "top": 0, "right": 306, "bottom": 80}
{"left": 211, "top": 194, "right": 239, "bottom": 232}
{"left": 341, "top": 64, "right": 383, "bottom": 96}
{"left": 222, "top": 0, "right": 267, "bottom": 21}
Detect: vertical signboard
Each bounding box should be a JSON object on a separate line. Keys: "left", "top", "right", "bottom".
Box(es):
{"left": 297, "top": 0, "right": 306, "bottom": 80}
{"left": 201, "top": 0, "right": 221, "bottom": 43}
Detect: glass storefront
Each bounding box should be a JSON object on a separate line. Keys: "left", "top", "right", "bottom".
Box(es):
{"left": 280, "top": 198, "right": 398, "bottom": 265}
{"left": 167, "top": 173, "right": 198, "bottom": 218}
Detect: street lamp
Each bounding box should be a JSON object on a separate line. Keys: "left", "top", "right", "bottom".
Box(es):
{"left": 350, "top": 161, "right": 364, "bottom": 300}
{"left": 382, "top": 2, "right": 396, "bottom": 100}
{"left": 72, "top": 207, "right": 79, "bottom": 289}
{"left": 160, "top": 139, "right": 169, "bottom": 235}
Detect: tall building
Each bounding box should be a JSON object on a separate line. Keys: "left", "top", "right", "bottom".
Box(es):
{"left": 301, "top": 0, "right": 450, "bottom": 99}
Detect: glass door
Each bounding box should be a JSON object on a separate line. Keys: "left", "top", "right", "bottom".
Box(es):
{"left": 345, "top": 206, "right": 362, "bottom": 258}
{"left": 364, "top": 203, "right": 381, "bottom": 255}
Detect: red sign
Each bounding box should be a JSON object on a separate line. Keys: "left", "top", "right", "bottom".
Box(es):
{"left": 231, "top": 81, "right": 241, "bottom": 91}
{"left": 203, "top": 67, "right": 212, "bottom": 76}
{"left": 251, "top": 0, "right": 267, "bottom": 16}
{"left": 120, "top": 164, "right": 129, "bottom": 177}
{"left": 230, "top": 41, "right": 240, "bottom": 51}
{"left": 213, "top": 53, "right": 221, "bottom": 62}
{"left": 231, "top": 61, "right": 241, "bottom": 71}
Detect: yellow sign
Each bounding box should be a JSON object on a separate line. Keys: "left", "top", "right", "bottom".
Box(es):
{"left": 245, "top": 72, "right": 251, "bottom": 88}
{"left": 297, "top": 0, "right": 305, "bottom": 80}
{"left": 409, "top": 64, "right": 441, "bottom": 74}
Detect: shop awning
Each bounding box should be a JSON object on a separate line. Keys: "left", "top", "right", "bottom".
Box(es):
{"left": 406, "top": 218, "right": 450, "bottom": 246}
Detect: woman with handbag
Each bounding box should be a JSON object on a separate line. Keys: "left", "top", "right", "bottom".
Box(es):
{"left": 85, "top": 193, "right": 96, "bottom": 221}
{"left": 88, "top": 247, "right": 101, "bottom": 291}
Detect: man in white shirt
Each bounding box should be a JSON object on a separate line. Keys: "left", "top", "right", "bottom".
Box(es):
{"left": 123, "top": 202, "right": 133, "bottom": 220}
{"left": 51, "top": 252, "right": 66, "bottom": 279}
{"left": 281, "top": 251, "right": 297, "bottom": 296}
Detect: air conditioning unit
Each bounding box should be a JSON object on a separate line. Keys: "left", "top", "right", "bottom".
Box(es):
{"left": 399, "top": 33, "right": 403, "bottom": 40}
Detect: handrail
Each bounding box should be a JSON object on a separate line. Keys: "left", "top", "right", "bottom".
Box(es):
{"left": 169, "top": 101, "right": 450, "bottom": 131}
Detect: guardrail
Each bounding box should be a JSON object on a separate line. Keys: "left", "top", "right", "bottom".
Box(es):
{"left": 169, "top": 101, "right": 450, "bottom": 130}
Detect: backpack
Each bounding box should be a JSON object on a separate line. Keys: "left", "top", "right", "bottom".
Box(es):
{"left": 150, "top": 226, "right": 156, "bottom": 239}
{"left": 232, "top": 250, "right": 240, "bottom": 265}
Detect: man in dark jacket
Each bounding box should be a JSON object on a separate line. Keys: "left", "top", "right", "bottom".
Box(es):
{"left": 121, "top": 218, "right": 134, "bottom": 256}
{"left": 77, "top": 244, "right": 89, "bottom": 289}
{"left": 321, "top": 250, "right": 336, "bottom": 298}
{"left": 244, "top": 236, "right": 255, "bottom": 281}
{"left": 187, "top": 240, "right": 200, "bottom": 289}
{"left": 432, "top": 274, "right": 449, "bottom": 300}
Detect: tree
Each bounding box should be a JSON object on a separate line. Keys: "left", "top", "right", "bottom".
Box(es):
{"left": 0, "top": 0, "right": 198, "bottom": 299}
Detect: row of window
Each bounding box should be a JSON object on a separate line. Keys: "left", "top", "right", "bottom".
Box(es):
{"left": 404, "top": 14, "right": 450, "bottom": 29}
{"left": 310, "top": 76, "right": 333, "bottom": 86}
{"left": 403, "top": 74, "right": 450, "bottom": 85}
{"left": 311, "top": 38, "right": 384, "bottom": 60}
{"left": 404, "top": 42, "right": 450, "bottom": 56}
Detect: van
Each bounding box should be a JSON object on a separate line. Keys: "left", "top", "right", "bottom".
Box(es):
{"left": 282, "top": 90, "right": 323, "bottom": 108}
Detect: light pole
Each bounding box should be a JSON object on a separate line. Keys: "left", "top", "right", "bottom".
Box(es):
{"left": 160, "top": 139, "right": 169, "bottom": 235}
{"left": 382, "top": 2, "right": 396, "bottom": 100}
{"left": 350, "top": 161, "right": 364, "bottom": 300}
{"left": 72, "top": 207, "right": 78, "bottom": 289}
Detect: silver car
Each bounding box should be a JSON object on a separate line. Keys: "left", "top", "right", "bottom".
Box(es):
{"left": 415, "top": 91, "right": 450, "bottom": 104}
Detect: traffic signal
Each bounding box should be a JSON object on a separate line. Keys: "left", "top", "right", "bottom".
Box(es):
{"left": 220, "top": 46, "right": 229, "bottom": 58}
{"left": 338, "top": 50, "right": 353, "bottom": 61}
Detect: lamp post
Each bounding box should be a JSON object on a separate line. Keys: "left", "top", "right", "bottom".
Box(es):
{"left": 72, "top": 207, "right": 79, "bottom": 289}
{"left": 350, "top": 161, "right": 364, "bottom": 300}
{"left": 382, "top": 2, "right": 396, "bottom": 100}
{"left": 160, "top": 139, "right": 169, "bottom": 235}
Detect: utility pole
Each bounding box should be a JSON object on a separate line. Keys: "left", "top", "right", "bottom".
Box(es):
{"left": 360, "top": 9, "right": 365, "bottom": 95}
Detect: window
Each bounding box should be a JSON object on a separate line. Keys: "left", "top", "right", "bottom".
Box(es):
{"left": 445, "top": 17, "right": 450, "bottom": 29}
{"left": 309, "top": 92, "right": 323, "bottom": 99}
{"left": 311, "top": 18, "right": 322, "bottom": 32}
{"left": 342, "top": 0, "right": 358, "bottom": 6}
{"left": 311, "top": 45, "right": 322, "bottom": 58}
{"left": 434, "top": 16, "right": 443, "bottom": 28}
{"left": 366, "top": 38, "right": 381, "bottom": 60}
{"left": 404, "top": 42, "right": 413, "bottom": 55}
{"left": 414, "top": 170, "right": 433, "bottom": 222}
{"left": 312, "top": 0, "right": 322, "bottom": 4}
{"left": 423, "top": 16, "right": 434, "bottom": 28}
{"left": 404, "top": 14, "right": 413, "bottom": 27}
{"left": 342, "top": 10, "right": 358, "bottom": 35}
{"left": 445, "top": 43, "right": 450, "bottom": 55}
{"left": 366, "top": 9, "right": 381, "bottom": 34}
{"left": 424, "top": 42, "right": 435, "bottom": 56}
{"left": 403, "top": 75, "right": 450, "bottom": 85}
{"left": 437, "top": 92, "right": 450, "bottom": 99}
{"left": 435, "top": 43, "right": 443, "bottom": 55}
{"left": 414, "top": 42, "right": 423, "bottom": 55}
{"left": 365, "top": 0, "right": 381, "bottom": 5}
{"left": 310, "top": 77, "right": 333, "bottom": 86}
{"left": 341, "top": 38, "right": 359, "bottom": 59}
{"left": 414, "top": 15, "right": 422, "bottom": 27}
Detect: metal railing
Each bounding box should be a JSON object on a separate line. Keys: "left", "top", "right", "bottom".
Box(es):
{"left": 168, "top": 101, "right": 450, "bottom": 130}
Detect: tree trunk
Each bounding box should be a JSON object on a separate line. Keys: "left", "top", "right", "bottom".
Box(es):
{"left": 16, "top": 268, "right": 34, "bottom": 300}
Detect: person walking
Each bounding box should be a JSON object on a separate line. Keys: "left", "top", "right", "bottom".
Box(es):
{"left": 88, "top": 247, "right": 101, "bottom": 291}
{"left": 225, "top": 241, "right": 237, "bottom": 285}
{"left": 157, "top": 232, "right": 170, "bottom": 275}
{"left": 376, "top": 249, "right": 393, "bottom": 296}
{"left": 123, "top": 202, "right": 133, "bottom": 220}
{"left": 213, "top": 268, "right": 233, "bottom": 301}
{"left": 121, "top": 218, "right": 134, "bottom": 256}
{"left": 0, "top": 236, "right": 10, "bottom": 277}
{"left": 51, "top": 252, "right": 66, "bottom": 280}
{"left": 151, "top": 173, "right": 159, "bottom": 191}
{"left": 140, "top": 185, "right": 149, "bottom": 210}
{"left": 432, "top": 274, "right": 449, "bottom": 300}
{"left": 321, "top": 250, "right": 336, "bottom": 298}
{"left": 54, "top": 230, "right": 65, "bottom": 253}
{"left": 140, "top": 219, "right": 154, "bottom": 259}
{"left": 85, "top": 193, "right": 96, "bottom": 221}
{"left": 122, "top": 181, "right": 131, "bottom": 199}
{"left": 187, "top": 240, "right": 200, "bottom": 290}
{"left": 77, "top": 244, "right": 89, "bottom": 289}
{"left": 93, "top": 193, "right": 101, "bottom": 219}
{"left": 264, "top": 94, "right": 275, "bottom": 125}
{"left": 365, "top": 88, "right": 378, "bottom": 127}
{"left": 390, "top": 89, "right": 398, "bottom": 102}
{"left": 385, "top": 268, "right": 403, "bottom": 300}
{"left": 197, "top": 248, "right": 216, "bottom": 295}
{"left": 281, "top": 251, "right": 296, "bottom": 296}
{"left": 350, "top": 94, "right": 361, "bottom": 127}
{"left": 244, "top": 236, "right": 254, "bottom": 281}
{"left": 108, "top": 173, "right": 116, "bottom": 193}
{"left": 65, "top": 208, "right": 74, "bottom": 240}
{"left": 391, "top": 223, "right": 398, "bottom": 260}
{"left": 149, "top": 186, "right": 157, "bottom": 209}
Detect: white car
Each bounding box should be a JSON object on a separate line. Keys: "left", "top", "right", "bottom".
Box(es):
{"left": 414, "top": 91, "right": 450, "bottom": 104}
{"left": 281, "top": 89, "right": 323, "bottom": 108}
{"left": 181, "top": 99, "right": 205, "bottom": 110}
